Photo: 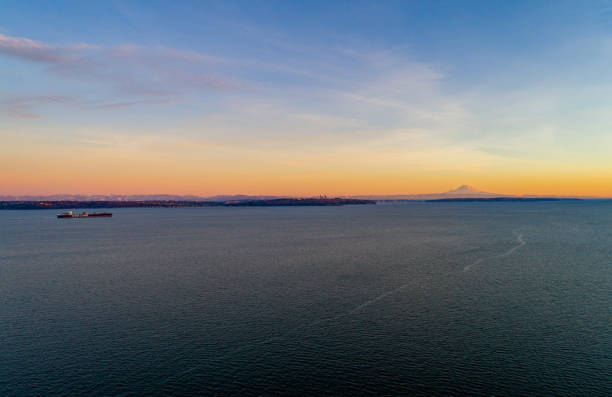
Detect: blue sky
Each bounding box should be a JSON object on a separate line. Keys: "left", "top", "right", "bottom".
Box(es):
{"left": 2, "top": 1, "right": 612, "bottom": 195}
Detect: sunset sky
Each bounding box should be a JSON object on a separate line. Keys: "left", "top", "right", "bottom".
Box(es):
{"left": 2, "top": 1, "right": 612, "bottom": 196}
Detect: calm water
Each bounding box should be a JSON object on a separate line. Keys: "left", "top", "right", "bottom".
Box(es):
{"left": 1, "top": 202, "right": 611, "bottom": 396}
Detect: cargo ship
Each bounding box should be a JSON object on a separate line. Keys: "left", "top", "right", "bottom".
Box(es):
{"left": 57, "top": 211, "right": 112, "bottom": 218}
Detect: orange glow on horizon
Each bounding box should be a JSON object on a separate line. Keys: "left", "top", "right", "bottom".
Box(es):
{"left": 4, "top": 164, "right": 612, "bottom": 198}
{"left": 3, "top": 130, "right": 612, "bottom": 198}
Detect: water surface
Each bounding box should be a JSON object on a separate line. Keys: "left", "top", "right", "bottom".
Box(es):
{"left": 1, "top": 202, "right": 611, "bottom": 395}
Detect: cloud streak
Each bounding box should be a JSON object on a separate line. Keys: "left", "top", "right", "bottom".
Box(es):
{"left": 0, "top": 33, "right": 236, "bottom": 100}
{"left": 0, "top": 93, "right": 181, "bottom": 119}
{"left": 0, "top": 33, "right": 242, "bottom": 118}
{"left": 0, "top": 33, "right": 70, "bottom": 63}
{"left": 0, "top": 95, "right": 74, "bottom": 119}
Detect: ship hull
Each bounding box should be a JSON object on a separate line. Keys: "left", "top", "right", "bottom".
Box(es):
{"left": 57, "top": 212, "right": 112, "bottom": 218}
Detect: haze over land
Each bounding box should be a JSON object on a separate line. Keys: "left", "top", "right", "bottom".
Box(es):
{"left": 353, "top": 185, "right": 506, "bottom": 200}
{"left": 1, "top": 185, "right": 604, "bottom": 202}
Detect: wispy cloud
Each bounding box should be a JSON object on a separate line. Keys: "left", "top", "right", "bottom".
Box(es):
{"left": 0, "top": 33, "right": 241, "bottom": 118}
{"left": 0, "top": 34, "right": 69, "bottom": 63}
{"left": 1, "top": 32, "right": 471, "bottom": 158}
{"left": 90, "top": 97, "right": 180, "bottom": 110}
{"left": 0, "top": 93, "right": 181, "bottom": 118}
{"left": 0, "top": 95, "right": 73, "bottom": 119}
{"left": 0, "top": 33, "right": 236, "bottom": 98}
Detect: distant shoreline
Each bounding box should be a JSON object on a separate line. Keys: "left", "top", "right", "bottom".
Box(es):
{"left": 0, "top": 197, "right": 597, "bottom": 210}
{"left": 424, "top": 197, "right": 581, "bottom": 202}
{"left": 0, "top": 198, "right": 375, "bottom": 210}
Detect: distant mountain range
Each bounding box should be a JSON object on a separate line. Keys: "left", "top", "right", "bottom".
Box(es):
{"left": 351, "top": 185, "right": 600, "bottom": 200}
{"left": 0, "top": 194, "right": 285, "bottom": 202}
{"left": 0, "top": 185, "right": 603, "bottom": 202}
{"left": 351, "top": 185, "right": 603, "bottom": 200}
{"left": 351, "top": 185, "right": 504, "bottom": 200}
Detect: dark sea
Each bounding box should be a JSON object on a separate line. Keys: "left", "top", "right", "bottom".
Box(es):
{"left": 1, "top": 202, "right": 611, "bottom": 396}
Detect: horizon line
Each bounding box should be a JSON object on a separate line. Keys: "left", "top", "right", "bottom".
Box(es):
{"left": 1, "top": 192, "right": 611, "bottom": 199}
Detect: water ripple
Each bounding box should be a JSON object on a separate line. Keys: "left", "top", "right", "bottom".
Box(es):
{"left": 464, "top": 229, "right": 525, "bottom": 272}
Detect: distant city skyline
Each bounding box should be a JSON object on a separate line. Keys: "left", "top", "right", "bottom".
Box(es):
{"left": 3, "top": 1, "right": 612, "bottom": 196}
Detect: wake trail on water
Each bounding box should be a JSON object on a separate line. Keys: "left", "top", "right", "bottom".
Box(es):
{"left": 158, "top": 229, "right": 526, "bottom": 386}
{"left": 463, "top": 229, "right": 525, "bottom": 272}
{"left": 158, "top": 288, "right": 410, "bottom": 386}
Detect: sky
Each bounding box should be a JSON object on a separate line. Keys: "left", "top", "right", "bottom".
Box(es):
{"left": 2, "top": 0, "right": 612, "bottom": 196}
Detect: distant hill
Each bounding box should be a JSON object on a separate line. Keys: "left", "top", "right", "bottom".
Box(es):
{"left": 443, "top": 185, "right": 500, "bottom": 197}
{"left": 0, "top": 198, "right": 375, "bottom": 210}
{"left": 350, "top": 185, "right": 606, "bottom": 200}
{"left": 350, "top": 185, "right": 508, "bottom": 200}
{"left": 0, "top": 194, "right": 285, "bottom": 202}
{"left": 426, "top": 197, "right": 578, "bottom": 202}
